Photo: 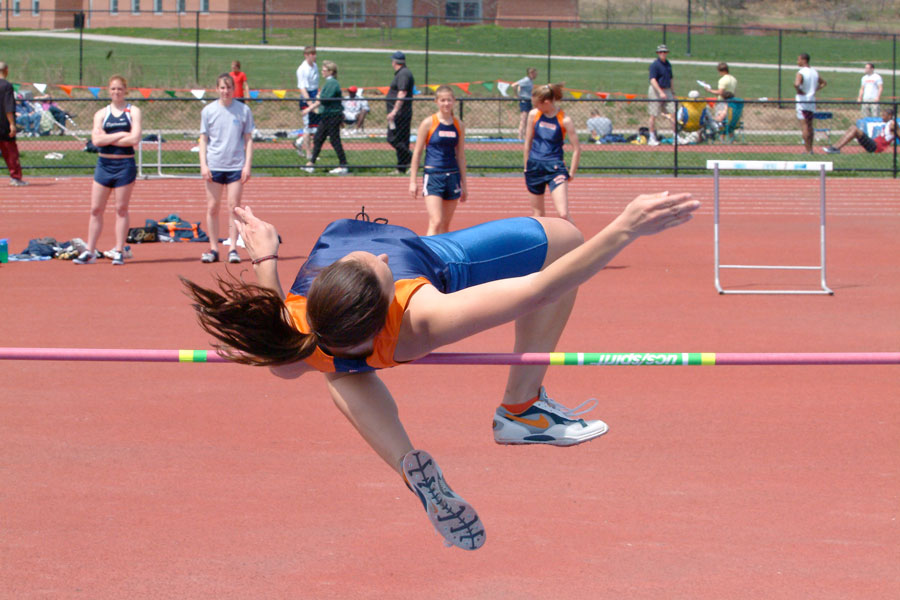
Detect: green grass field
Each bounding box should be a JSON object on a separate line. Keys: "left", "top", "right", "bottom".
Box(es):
{"left": 3, "top": 24, "right": 896, "bottom": 102}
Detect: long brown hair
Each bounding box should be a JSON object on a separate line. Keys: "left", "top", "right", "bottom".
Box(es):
{"left": 182, "top": 259, "right": 390, "bottom": 366}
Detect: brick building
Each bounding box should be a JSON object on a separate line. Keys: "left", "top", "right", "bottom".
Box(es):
{"left": 2, "top": 0, "right": 578, "bottom": 30}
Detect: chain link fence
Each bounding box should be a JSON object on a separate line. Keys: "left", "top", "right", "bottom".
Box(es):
{"left": 12, "top": 96, "right": 899, "bottom": 178}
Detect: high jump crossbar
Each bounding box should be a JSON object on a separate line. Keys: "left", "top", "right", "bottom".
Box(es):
{"left": 708, "top": 160, "right": 834, "bottom": 296}
{"left": 1, "top": 348, "right": 898, "bottom": 366}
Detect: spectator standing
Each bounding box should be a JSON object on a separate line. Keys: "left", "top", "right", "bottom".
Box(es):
{"left": 386, "top": 51, "right": 415, "bottom": 174}
{"left": 408, "top": 85, "right": 468, "bottom": 235}
{"left": 794, "top": 53, "right": 826, "bottom": 155}
{"left": 858, "top": 62, "right": 883, "bottom": 118}
{"left": 303, "top": 60, "right": 349, "bottom": 176}
{"left": 199, "top": 73, "right": 254, "bottom": 264}
{"left": 342, "top": 86, "right": 370, "bottom": 134}
{"left": 73, "top": 75, "right": 142, "bottom": 265}
{"left": 586, "top": 108, "right": 613, "bottom": 143}
{"left": 523, "top": 83, "right": 580, "bottom": 222}
{"left": 512, "top": 67, "right": 537, "bottom": 140}
{"left": 295, "top": 46, "right": 319, "bottom": 162}
{"left": 647, "top": 44, "right": 675, "bottom": 146}
{"left": 229, "top": 60, "right": 250, "bottom": 102}
{"left": 0, "top": 61, "right": 26, "bottom": 186}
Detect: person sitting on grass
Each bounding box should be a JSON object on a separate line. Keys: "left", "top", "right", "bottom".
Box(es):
{"left": 824, "top": 107, "right": 895, "bottom": 154}
{"left": 182, "top": 190, "right": 700, "bottom": 551}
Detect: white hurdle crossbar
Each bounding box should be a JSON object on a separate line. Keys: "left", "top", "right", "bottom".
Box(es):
{"left": 708, "top": 160, "right": 834, "bottom": 295}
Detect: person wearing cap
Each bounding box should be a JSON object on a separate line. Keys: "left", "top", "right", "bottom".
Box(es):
{"left": 386, "top": 51, "right": 415, "bottom": 173}
{"left": 342, "top": 85, "right": 370, "bottom": 135}
{"left": 647, "top": 44, "right": 675, "bottom": 146}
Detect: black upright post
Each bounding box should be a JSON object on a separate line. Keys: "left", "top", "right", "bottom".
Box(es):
{"left": 686, "top": 0, "right": 692, "bottom": 57}
{"left": 261, "top": 0, "right": 267, "bottom": 44}
{"left": 76, "top": 12, "right": 85, "bottom": 85}
{"left": 777, "top": 29, "right": 783, "bottom": 109}
{"left": 893, "top": 35, "right": 896, "bottom": 100}
{"left": 195, "top": 11, "right": 200, "bottom": 83}
{"left": 547, "top": 21, "right": 551, "bottom": 82}
{"left": 894, "top": 102, "right": 898, "bottom": 179}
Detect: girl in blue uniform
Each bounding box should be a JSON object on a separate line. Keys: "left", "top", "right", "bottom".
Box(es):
{"left": 183, "top": 190, "right": 700, "bottom": 551}
{"left": 73, "top": 75, "right": 142, "bottom": 266}
{"left": 408, "top": 85, "right": 468, "bottom": 235}
{"left": 523, "top": 83, "right": 580, "bottom": 222}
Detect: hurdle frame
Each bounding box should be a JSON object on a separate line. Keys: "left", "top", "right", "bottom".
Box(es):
{"left": 709, "top": 160, "right": 834, "bottom": 295}
{"left": 137, "top": 130, "right": 203, "bottom": 180}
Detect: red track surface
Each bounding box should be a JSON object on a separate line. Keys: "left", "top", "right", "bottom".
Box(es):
{"left": 2, "top": 175, "right": 898, "bottom": 599}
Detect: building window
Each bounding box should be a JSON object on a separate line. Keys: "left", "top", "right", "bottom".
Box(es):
{"left": 200, "top": 0, "right": 208, "bottom": 12}
{"left": 131, "top": 0, "right": 139, "bottom": 14}
{"left": 110, "top": 0, "right": 118, "bottom": 15}
{"left": 446, "top": 0, "right": 481, "bottom": 22}
{"left": 326, "top": 0, "right": 365, "bottom": 23}
{"left": 154, "top": 0, "right": 162, "bottom": 13}
{"left": 13, "top": 0, "right": 20, "bottom": 16}
{"left": 177, "top": 0, "right": 185, "bottom": 14}
{"left": 31, "top": 0, "right": 38, "bottom": 15}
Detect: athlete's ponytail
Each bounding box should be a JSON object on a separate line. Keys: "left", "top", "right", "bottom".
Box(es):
{"left": 532, "top": 83, "right": 564, "bottom": 103}
{"left": 182, "top": 275, "right": 316, "bottom": 366}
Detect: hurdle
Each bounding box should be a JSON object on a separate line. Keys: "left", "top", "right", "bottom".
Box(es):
{"left": 708, "top": 160, "right": 834, "bottom": 295}
{"left": 137, "top": 130, "right": 202, "bottom": 180}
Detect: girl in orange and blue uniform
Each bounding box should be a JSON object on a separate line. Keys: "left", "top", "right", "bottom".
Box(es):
{"left": 523, "top": 83, "right": 580, "bottom": 222}
{"left": 409, "top": 85, "right": 468, "bottom": 235}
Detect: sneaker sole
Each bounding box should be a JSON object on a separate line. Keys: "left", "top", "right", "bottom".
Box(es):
{"left": 493, "top": 419, "right": 609, "bottom": 447}
{"left": 402, "top": 450, "right": 485, "bottom": 551}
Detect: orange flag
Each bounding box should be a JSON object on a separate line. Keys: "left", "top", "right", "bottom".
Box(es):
{"left": 139, "top": 88, "right": 153, "bottom": 98}
{"left": 59, "top": 85, "right": 73, "bottom": 97}
{"left": 597, "top": 92, "right": 609, "bottom": 99}
{"left": 376, "top": 86, "right": 390, "bottom": 95}
{"left": 625, "top": 93, "right": 636, "bottom": 103}
{"left": 455, "top": 82, "right": 470, "bottom": 94}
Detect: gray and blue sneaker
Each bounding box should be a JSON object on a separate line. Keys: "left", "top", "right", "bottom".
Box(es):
{"left": 402, "top": 450, "right": 485, "bottom": 551}
{"left": 493, "top": 387, "right": 609, "bottom": 446}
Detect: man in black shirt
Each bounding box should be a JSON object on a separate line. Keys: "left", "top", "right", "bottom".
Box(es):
{"left": 0, "top": 61, "right": 27, "bottom": 186}
{"left": 647, "top": 44, "right": 675, "bottom": 146}
{"left": 386, "top": 51, "right": 415, "bottom": 173}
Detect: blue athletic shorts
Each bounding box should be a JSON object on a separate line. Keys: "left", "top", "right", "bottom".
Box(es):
{"left": 94, "top": 156, "right": 137, "bottom": 188}
{"left": 423, "top": 170, "right": 462, "bottom": 200}
{"left": 421, "top": 217, "right": 548, "bottom": 292}
{"left": 524, "top": 158, "right": 569, "bottom": 195}
{"left": 209, "top": 170, "right": 242, "bottom": 184}
{"left": 519, "top": 99, "right": 533, "bottom": 113}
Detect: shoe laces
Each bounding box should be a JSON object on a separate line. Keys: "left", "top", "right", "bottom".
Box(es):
{"left": 536, "top": 388, "right": 598, "bottom": 419}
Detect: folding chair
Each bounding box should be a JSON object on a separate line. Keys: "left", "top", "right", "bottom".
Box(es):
{"left": 721, "top": 99, "right": 745, "bottom": 143}
{"left": 813, "top": 111, "right": 833, "bottom": 142}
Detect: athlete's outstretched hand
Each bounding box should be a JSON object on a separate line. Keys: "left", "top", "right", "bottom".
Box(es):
{"left": 233, "top": 206, "right": 279, "bottom": 262}
{"left": 615, "top": 191, "right": 700, "bottom": 238}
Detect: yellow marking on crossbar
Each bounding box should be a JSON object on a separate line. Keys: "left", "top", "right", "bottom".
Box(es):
{"left": 701, "top": 353, "right": 716, "bottom": 365}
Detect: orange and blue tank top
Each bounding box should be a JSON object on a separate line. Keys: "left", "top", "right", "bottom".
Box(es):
{"left": 284, "top": 219, "right": 450, "bottom": 373}
{"left": 424, "top": 114, "right": 461, "bottom": 171}
{"left": 528, "top": 110, "right": 566, "bottom": 162}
